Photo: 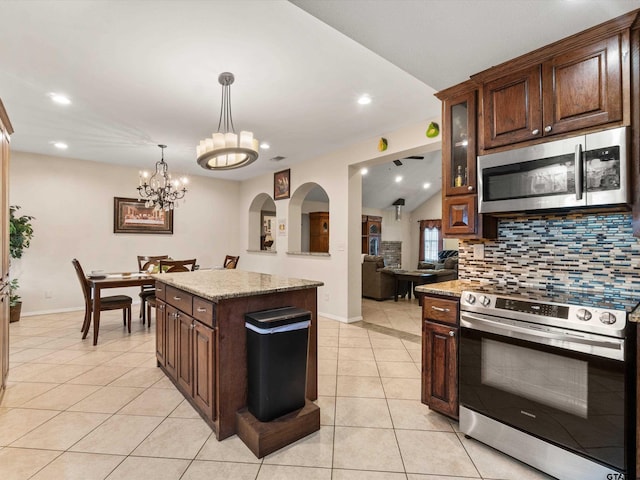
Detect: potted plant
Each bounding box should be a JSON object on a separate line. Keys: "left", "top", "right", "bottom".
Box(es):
{"left": 8, "top": 279, "right": 20, "bottom": 323}
{"left": 9, "top": 205, "right": 35, "bottom": 322}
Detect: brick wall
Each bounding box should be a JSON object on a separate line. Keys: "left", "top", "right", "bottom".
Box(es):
{"left": 380, "top": 241, "right": 402, "bottom": 268}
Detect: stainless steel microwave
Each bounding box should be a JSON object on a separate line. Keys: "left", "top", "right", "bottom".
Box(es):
{"left": 478, "top": 126, "right": 629, "bottom": 214}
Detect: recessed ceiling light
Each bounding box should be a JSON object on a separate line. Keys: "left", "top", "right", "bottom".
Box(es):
{"left": 49, "top": 93, "right": 71, "bottom": 105}
{"left": 423, "top": 182, "right": 431, "bottom": 189}
{"left": 357, "top": 95, "right": 372, "bottom": 105}
{"left": 360, "top": 167, "right": 368, "bottom": 175}
{"left": 53, "top": 142, "right": 68, "bottom": 149}
{"left": 260, "top": 142, "right": 270, "bottom": 149}
{"left": 395, "top": 175, "right": 403, "bottom": 183}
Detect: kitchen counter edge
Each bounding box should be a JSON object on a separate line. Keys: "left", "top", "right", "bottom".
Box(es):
{"left": 153, "top": 269, "right": 324, "bottom": 302}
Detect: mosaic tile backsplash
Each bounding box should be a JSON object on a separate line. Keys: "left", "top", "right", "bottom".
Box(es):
{"left": 459, "top": 212, "right": 640, "bottom": 295}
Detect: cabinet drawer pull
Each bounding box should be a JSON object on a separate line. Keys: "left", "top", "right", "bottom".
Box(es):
{"left": 449, "top": 330, "right": 455, "bottom": 337}
{"left": 156, "top": 287, "right": 163, "bottom": 292}
{"left": 173, "top": 296, "right": 182, "bottom": 301}
{"left": 431, "top": 305, "right": 450, "bottom": 312}
{"left": 190, "top": 322, "right": 195, "bottom": 330}
{"left": 467, "top": 185, "right": 474, "bottom": 192}
{"left": 196, "top": 307, "right": 207, "bottom": 313}
{"left": 532, "top": 129, "right": 540, "bottom": 135}
{"left": 544, "top": 125, "right": 552, "bottom": 133}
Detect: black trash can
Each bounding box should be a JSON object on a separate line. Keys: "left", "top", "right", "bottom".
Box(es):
{"left": 245, "top": 306, "right": 311, "bottom": 422}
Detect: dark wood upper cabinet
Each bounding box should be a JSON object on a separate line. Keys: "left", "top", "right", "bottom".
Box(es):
{"left": 472, "top": 6, "right": 639, "bottom": 154}
{"left": 441, "top": 87, "right": 478, "bottom": 197}
{"left": 482, "top": 65, "right": 542, "bottom": 148}
{"left": 438, "top": 82, "right": 497, "bottom": 239}
{"left": 481, "top": 33, "right": 624, "bottom": 150}
{"left": 542, "top": 35, "right": 623, "bottom": 135}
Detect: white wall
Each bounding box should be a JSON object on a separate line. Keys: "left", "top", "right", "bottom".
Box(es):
{"left": 11, "top": 152, "right": 241, "bottom": 315}
{"left": 238, "top": 118, "right": 441, "bottom": 322}
{"left": 11, "top": 118, "right": 441, "bottom": 322}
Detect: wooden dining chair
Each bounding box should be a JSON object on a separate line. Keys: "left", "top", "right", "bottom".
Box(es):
{"left": 72, "top": 258, "right": 132, "bottom": 339}
{"left": 145, "top": 259, "right": 197, "bottom": 325}
{"left": 158, "top": 258, "right": 197, "bottom": 273}
{"left": 223, "top": 255, "right": 239, "bottom": 269}
{"left": 137, "top": 255, "right": 169, "bottom": 324}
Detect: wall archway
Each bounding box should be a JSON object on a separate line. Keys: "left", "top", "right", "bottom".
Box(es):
{"left": 288, "top": 182, "right": 330, "bottom": 253}
{"left": 248, "top": 193, "right": 277, "bottom": 251}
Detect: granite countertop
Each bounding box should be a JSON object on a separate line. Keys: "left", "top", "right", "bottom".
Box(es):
{"left": 153, "top": 269, "right": 324, "bottom": 302}
{"left": 415, "top": 280, "right": 482, "bottom": 298}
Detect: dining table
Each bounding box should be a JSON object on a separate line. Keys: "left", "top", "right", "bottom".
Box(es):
{"left": 84, "top": 272, "right": 156, "bottom": 345}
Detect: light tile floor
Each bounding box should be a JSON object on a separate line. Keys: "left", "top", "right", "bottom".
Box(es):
{"left": 0, "top": 298, "right": 555, "bottom": 479}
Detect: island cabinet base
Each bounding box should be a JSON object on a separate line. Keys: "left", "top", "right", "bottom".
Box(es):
{"left": 236, "top": 400, "right": 320, "bottom": 458}
{"left": 156, "top": 278, "right": 319, "bottom": 441}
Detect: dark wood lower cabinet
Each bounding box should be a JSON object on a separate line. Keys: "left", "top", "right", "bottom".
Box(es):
{"left": 157, "top": 300, "right": 217, "bottom": 424}
{"left": 193, "top": 323, "right": 216, "bottom": 419}
{"left": 422, "top": 320, "right": 458, "bottom": 419}
{"left": 155, "top": 280, "right": 318, "bottom": 441}
{"left": 421, "top": 294, "right": 460, "bottom": 420}
{"left": 155, "top": 302, "right": 166, "bottom": 367}
{"left": 164, "top": 303, "right": 178, "bottom": 380}
{"left": 177, "top": 312, "right": 194, "bottom": 394}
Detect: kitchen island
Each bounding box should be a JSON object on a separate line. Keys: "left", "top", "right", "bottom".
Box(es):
{"left": 153, "top": 269, "right": 323, "bottom": 441}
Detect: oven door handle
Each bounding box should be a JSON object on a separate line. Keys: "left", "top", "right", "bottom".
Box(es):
{"left": 460, "top": 311, "right": 624, "bottom": 361}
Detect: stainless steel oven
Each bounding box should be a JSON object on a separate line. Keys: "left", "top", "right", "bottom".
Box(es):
{"left": 459, "top": 288, "right": 636, "bottom": 480}
{"left": 478, "top": 126, "right": 629, "bottom": 214}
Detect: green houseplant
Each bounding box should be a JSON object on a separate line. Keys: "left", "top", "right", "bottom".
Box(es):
{"left": 9, "top": 279, "right": 20, "bottom": 323}
{"left": 9, "top": 205, "right": 35, "bottom": 322}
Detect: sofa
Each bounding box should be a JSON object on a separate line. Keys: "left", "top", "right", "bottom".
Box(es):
{"left": 362, "top": 255, "right": 407, "bottom": 301}
{"left": 415, "top": 255, "right": 459, "bottom": 283}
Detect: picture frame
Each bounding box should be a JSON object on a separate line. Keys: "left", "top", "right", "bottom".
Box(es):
{"left": 274, "top": 169, "right": 290, "bottom": 200}
{"left": 113, "top": 197, "right": 173, "bottom": 234}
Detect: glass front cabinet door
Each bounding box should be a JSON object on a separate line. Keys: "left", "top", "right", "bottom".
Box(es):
{"left": 443, "top": 89, "right": 476, "bottom": 197}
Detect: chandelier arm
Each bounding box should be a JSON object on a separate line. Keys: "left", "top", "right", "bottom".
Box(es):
{"left": 226, "top": 86, "right": 235, "bottom": 133}
{"left": 217, "top": 84, "right": 225, "bottom": 132}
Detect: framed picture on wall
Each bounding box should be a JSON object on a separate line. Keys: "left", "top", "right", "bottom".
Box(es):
{"left": 274, "top": 169, "right": 290, "bottom": 200}
{"left": 113, "top": 197, "right": 173, "bottom": 234}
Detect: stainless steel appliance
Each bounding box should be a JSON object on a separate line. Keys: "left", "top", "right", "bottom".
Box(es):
{"left": 478, "top": 126, "right": 629, "bottom": 214}
{"left": 459, "top": 286, "right": 636, "bottom": 480}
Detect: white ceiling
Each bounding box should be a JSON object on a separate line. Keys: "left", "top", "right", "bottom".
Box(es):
{"left": 2, "top": 0, "right": 639, "bottom": 211}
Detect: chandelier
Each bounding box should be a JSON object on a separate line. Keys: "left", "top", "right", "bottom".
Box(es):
{"left": 196, "top": 72, "right": 259, "bottom": 170}
{"left": 137, "top": 144, "right": 188, "bottom": 211}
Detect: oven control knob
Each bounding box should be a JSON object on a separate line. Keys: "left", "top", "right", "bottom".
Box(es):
{"left": 599, "top": 312, "right": 617, "bottom": 325}
{"left": 576, "top": 308, "right": 592, "bottom": 321}
{"left": 465, "top": 294, "right": 476, "bottom": 305}
{"left": 479, "top": 295, "right": 491, "bottom": 307}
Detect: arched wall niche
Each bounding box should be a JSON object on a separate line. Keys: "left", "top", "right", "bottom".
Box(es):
{"left": 248, "top": 193, "right": 277, "bottom": 251}
{"left": 288, "top": 182, "right": 330, "bottom": 253}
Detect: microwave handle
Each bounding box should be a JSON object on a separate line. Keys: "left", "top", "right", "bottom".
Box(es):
{"left": 575, "top": 144, "right": 583, "bottom": 201}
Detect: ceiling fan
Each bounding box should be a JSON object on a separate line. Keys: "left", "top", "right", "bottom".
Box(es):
{"left": 393, "top": 155, "right": 424, "bottom": 166}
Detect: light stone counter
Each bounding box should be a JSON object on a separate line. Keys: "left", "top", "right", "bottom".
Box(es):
{"left": 153, "top": 269, "right": 323, "bottom": 302}
{"left": 415, "top": 279, "right": 485, "bottom": 299}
